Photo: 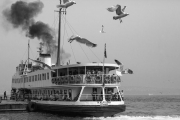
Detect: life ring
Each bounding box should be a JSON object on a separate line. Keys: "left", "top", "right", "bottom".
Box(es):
{"left": 52, "top": 78, "right": 55, "bottom": 83}
{"left": 64, "top": 76, "right": 68, "bottom": 84}
{"left": 69, "top": 75, "right": 74, "bottom": 83}
{"left": 104, "top": 75, "right": 110, "bottom": 83}
{"left": 26, "top": 102, "right": 37, "bottom": 112}
{"left": 95, "top": 75, "right": 101, "bottom": 83}
{"left": 54, "top": 78, "right": 57, "bottom": 82}
{"left": 75, "top": 75, "right": 81, "bottom": 83}
{"left": 86, "top": 75, "right": 91, "bottom": 83}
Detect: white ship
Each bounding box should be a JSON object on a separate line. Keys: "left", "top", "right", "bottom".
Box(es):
{"left": 10, "top": 0, "right": 133, "bottom": 117}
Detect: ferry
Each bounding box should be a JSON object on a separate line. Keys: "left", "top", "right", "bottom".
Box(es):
{"left": 10, "top": 0, "right": 132, "bottom": 117}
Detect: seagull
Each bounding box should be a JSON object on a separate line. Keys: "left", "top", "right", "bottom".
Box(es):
{"left": 57, "top": 0, "right": 76, "bottom": 9}
{"left": 100, "top": 25, "right": 105, "bottom": 33}
{"left": 68, "top": 35, "right": 97, "bottom": 47}
{"left": 107, "top": 4, "right": 129, "bottom": 23}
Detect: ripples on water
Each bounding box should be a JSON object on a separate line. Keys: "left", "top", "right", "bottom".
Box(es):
{"left": 0, "top": 95, "right": 180, "bottom": 120}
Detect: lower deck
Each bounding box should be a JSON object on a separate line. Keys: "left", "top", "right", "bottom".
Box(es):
{"left": 11, "top": 86, "right": 124, "bottom": 103}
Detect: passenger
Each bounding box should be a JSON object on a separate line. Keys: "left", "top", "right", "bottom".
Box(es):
{"left": 73, "top": 70, "right": 78, "bottom": 75}
{"left": 55, "top": 92, "right": 59, "bottom": 101}
{"left": 4, "top": 91, "right": 7, "bottom": 100}
{"left": 120, "top": 90, "right": 124, "bottom": 101}
{"left": 107, "top": 89, "right": 113, "bottom": 101}
{"left": 87, "top": 70, "right": 91, "bottom": 75}
{"left": 92, "top": 89, "right": 97, "bottom": 101}
{"left": 63, "top": 90, "right": 68, "bottom": 101}
{"left": 50, "top": 93, "right": 54, "bottom": 101}
{"left": 68, "top": 89, "right": 72, "bottom": 100}
{"left": 91, "top": 70, "right": 95, "bottom": 75}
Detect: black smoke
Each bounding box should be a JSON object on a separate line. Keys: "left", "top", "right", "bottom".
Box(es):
{"left": 28, "top": 21, "right": 55, "bottom": 53}
{"left": 2, "top": 0, "right": 71, "bottom": 61}
{"left": 3, "top": 0, "right": 43, "bottom": 29}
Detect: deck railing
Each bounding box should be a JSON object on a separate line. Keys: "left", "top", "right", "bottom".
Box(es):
{"left": 51, "top": 74, "right": 121, "bottom": 85}
{"left": 9, "top": 93, "right": 123, "bottom": 102}
{"left": 80, "top": 94, "right": 122, "bottom": 101}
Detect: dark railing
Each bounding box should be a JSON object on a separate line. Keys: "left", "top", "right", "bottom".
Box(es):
{"left": 51, "top": 74, "right": 121, "bottom": 85}
{"left": 79, "top": 93, "right": 123, "bottom": 101}
{"left": 8, "top": 93, "right": 123, "bottom": 102}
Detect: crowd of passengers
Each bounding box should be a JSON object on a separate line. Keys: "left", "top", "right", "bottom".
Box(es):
{"left": 91, "top": 89, "right": 123, "bottom": 101}
{"left": 68, "top": 69, "right": 103, "bottom": 75}
{"left": 86, "top": 69, "right": 103, "bottom": 75}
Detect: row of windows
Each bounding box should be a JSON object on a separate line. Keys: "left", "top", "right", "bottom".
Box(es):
{"left": 12, "top": 73, "right": 50, "bottom": 83}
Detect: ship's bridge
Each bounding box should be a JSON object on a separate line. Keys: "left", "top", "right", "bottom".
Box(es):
{"left": 51, "top": 63, "right": 121, "bottom": 85}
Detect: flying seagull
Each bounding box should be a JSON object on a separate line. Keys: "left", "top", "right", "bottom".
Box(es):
{"left": 100, "top": 25, "right": 105, "bottom": 33}
{"left": 57, "top": 0, "right": 76, "bottom": 8}
{"left": 122, "top": 68, "right": 133, "bottom": 74}
{"left": 114, "top": 59, "right": 123, "bottom": 66}
{"left": 68, "top": 35, "right": 97, "bottom": 47}
{"left": 114, "top": 59, "right": 123, "bottom": 72}
{"left": 107, "top": 4, "right": 129, "bottom": 23}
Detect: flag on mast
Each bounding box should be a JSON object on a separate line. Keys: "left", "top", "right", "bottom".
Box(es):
{"left": 104, "top": 43, "right": 107, "bottom": 58}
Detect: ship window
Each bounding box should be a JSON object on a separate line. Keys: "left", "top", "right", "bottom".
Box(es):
{"left": 39, "top": 74, "right": 41, "bottom": 80}
{"left": 42, "top": 74, "right": 44, "bottom": 80}
{"left": 79, "top": 67, "right": 85, "bottom": 74}
{"left": 52, "top": 69, "right": 57, "bottom": 77}
{"left": 35, "top": 75, "right": 37, "bottom": 81}
{"left": 32, "top": 76, "right": 34, "bottom": 82}
{"left": 47, "top": 73, "right": 49, "bottom": 80}
{"left": 68, "top": 67, "right": 78, "bottom": 75}
{"left": 86, "top": 66, "right": 103, "bottom": 75}
{"left": 44, "top": 73, "right": 46, "bottom": 80}
{"left": 29, "top": 76, "right": 31, "bottom": 82}
{"left": 42, "top": 74, "right": 45, "bottom": 80}
{"left": 58, "top": 68, "right": 67, "bottom": 76}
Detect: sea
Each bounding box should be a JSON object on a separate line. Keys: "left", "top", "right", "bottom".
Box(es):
{"left": 0, "top": 95, "right": 180, "bottom": 120}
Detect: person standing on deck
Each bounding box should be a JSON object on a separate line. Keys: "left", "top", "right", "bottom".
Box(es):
{"left": 4, "top": 91, "right": 7, "bottom": 100}
{"left": 92, "top": 89, "right": 97, "bottom": 101}
{"left": 120, "top": 90, "right": 124, "bottom": 101}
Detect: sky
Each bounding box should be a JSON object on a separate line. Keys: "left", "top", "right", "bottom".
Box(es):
{"left": 0, "top": 0, "right": 180, "bottom": 95}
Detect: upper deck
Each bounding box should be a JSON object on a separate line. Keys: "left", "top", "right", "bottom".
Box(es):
{"left": 12, "top": 63, "right": 122, "bottom": 89}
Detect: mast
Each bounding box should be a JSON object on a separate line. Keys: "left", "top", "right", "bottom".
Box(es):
{"left": 27, "top": 40, "right": 30, "bottom": 69}
{"left": 56, "top": 0, "right": 62, "bottom": 66}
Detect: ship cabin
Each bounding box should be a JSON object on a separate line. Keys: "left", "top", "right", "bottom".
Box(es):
{"left": 11, "top": 63, "right": 124, "bottom": 102}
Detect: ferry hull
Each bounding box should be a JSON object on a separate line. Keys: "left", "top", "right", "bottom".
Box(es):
{"left": 35, "top": 103, "right": 126, "bottom": 117}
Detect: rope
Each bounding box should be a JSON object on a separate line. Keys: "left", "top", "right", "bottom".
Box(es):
{"left": 63, "top": 18, "right": 77, "bottom": 63}
{"left": 20, "top": 48, "right": 28, "bottom": 62}
{"left": 88, "top": 47, "right": 101, "bottom": 62}
{"left": 62, "top": 16, "right": 91, "bottom": 62}
{"left": 69, "top": 43, "right": 77, "bottom": 63}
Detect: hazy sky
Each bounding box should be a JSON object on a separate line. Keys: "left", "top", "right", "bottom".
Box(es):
{"left": 0, "top": 0, "right": 180, "bottom": 95}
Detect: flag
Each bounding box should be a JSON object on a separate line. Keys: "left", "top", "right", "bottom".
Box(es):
{"left": 104, "top": 43, "right": 107, "bottom": 58}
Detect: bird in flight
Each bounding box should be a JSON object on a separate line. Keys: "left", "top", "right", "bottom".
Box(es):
{"left": 100, "top": 25, "right": 105, "bottom": 33}
{"left": 107, "top": 4, "right": 129, "bottom": 23}
{"left": 68, "top": 35, "right": 97, "bottom": 48}
{"left": 57, "top": 0, "right": 76, "bottom": 9}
